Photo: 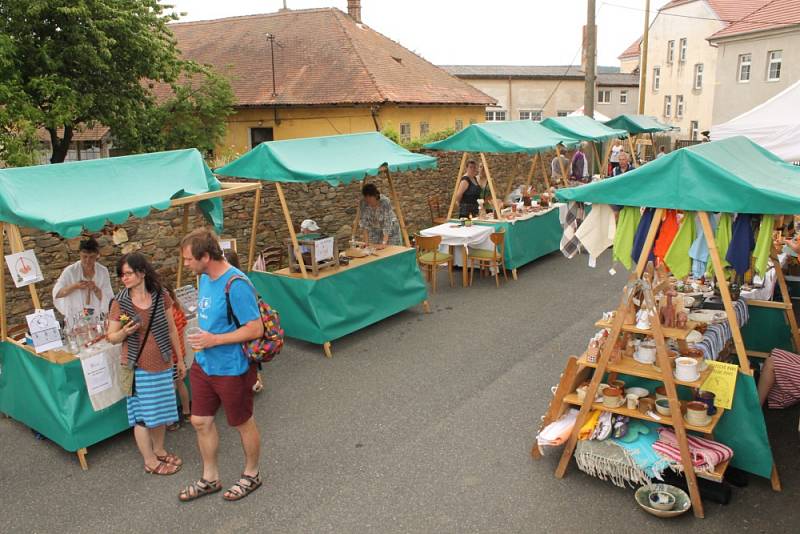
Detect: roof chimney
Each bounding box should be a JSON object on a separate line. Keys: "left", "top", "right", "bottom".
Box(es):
{"left": 347, "top": 0, "right": 362, "bottom": 23}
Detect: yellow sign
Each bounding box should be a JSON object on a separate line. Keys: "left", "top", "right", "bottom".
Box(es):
{"left": 700, "top": 360, "right": 739, "bottom": 410}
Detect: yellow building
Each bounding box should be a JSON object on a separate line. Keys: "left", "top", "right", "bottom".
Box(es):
{"left": 169, "top": 4, "right": 493, "bottom": 156}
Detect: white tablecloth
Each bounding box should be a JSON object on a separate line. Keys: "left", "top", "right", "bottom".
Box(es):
{"left": 419, "top": 223, "right": 494, "bottom": 266}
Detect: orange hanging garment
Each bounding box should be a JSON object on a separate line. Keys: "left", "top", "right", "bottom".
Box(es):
{"left": 653, "top": 210, "right": 680, "bottom": 263}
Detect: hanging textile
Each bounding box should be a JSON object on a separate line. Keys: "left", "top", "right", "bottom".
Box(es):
{"left": 653, "top": 209, "right": 679, "bottom": 263}
{"left": 575, "top": 203, "right": 616, "bottom": 267}
{"left": 631, "top": 207, "right": 655, "bottom": 267}
{"left": 560, "top": 202, "right": 586, "bottom": 259}
{"left": 726, "top": 213, "right": 755, "bottom": 277}
{"left": 613, "top": 206, "right": 641, "bottom": 270}
{"left": 690, "top": 213, "right": 717, "bottom": 278}
{"left": 706, "top": 213, "right": 733, "bottom": 278}
{"left": 753, "top": 215, "right": 775, "bottom": 277}
{"left": 663, "top": 212, "right": 696, "bottom": 279}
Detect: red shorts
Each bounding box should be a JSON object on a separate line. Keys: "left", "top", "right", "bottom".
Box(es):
{"left": 190, "top": 363, "right": 256, "bottom": 427}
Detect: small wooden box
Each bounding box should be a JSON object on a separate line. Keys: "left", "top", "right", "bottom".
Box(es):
{"left": 286, "top": 234, "right": 338, "bottom": 276}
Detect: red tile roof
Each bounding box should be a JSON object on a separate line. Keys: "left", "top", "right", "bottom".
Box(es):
{"left": 660, "top": 0, "right": 771, "bottom": 24}
{"left": 36, "top": 124, "right": 111, "bottom": 142}
{"left": 710, "top": 0, "right": 800, "bottom": 40}
{"left": 618, "top": 37, "right": 642, "bottom": 59}
{"left": 167, "top": 8, "right": 494, "bottom": 107}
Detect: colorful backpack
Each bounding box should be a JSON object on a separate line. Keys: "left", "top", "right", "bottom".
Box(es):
{"left": 224, "top": 275, "right": 284, "bottom": 364}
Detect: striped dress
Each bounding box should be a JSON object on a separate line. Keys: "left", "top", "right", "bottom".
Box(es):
{"left": 127, "top": 368, "right": 178, "bottom": 428}
{"left": 767, "top": 348, "right": 800, "bottom": 409}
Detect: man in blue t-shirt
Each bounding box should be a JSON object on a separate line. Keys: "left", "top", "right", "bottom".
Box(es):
{"left": 178, "top": 229, "right": 264, "bottom": 503}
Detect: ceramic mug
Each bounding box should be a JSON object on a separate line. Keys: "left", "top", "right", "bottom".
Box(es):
{"left": 696, "top": 390, "right": 717, "bottom": 415}
{"left": 674, "top": 356, "right": 700, "bottom": 382}
{"left": 626, "top": 393, "right": 639, "bottom": 410}
{"left": 603, "top": 387, "right": 623, "bottom": 408}
{"left": 634, "top": 341, "right": 657, "bottom": 364}
{"left": 686, "top": 401, "right": 710, "bottom": 425}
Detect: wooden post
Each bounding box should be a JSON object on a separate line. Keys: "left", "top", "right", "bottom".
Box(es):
{"left": 479, "top": 153, "right": 503, "bottom": 216}
{"left": 176, "top": 206, "right": 190, "bottom": 287}
{"left": 6, "top": 224, "right": 41, "bottom": 309}
{"left": 555, "top": 145, "right": 569, "bottom": 187}
{"left": 352, "top": 182, "right": 362, "bottom": 241}
{"left": 447, "top": 152, "right": 469, "bottom": 219}
{"left": 698, "top": 211, "right": 751, "bottom": 374}
{"left": 634, "top": 208, "right": 664, "bottom": 276}
{"left": 591, "top": 143, "right": 603, "bottom": 178}
{"left": 537, "top": 152, "right": 550, "bottom": 190}
{"left": 626, "top": 136, "right": 638, "bottom": 167}
{"left": 385, "top": 168, "right": 411, "bottom": 247}
{"left": 600, "top": 142, "right": 612, "bottom": 177}
{"left": 274, "top": 182, "right": 308, "bottom": 279}
{"left": 0, "top": 224, "right": 6, "bottom": 340}
{"left": 772, "top": 251, "right": 800, "bottom": 351}
{"left": 247, "top": 186, "right": 262, "bottom": 271}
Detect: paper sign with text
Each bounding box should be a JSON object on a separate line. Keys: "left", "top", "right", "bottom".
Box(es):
{"left": 700, "top": 360, "right": 739, "bottom": 410}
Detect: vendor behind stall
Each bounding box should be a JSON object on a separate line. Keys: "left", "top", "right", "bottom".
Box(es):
{"left": 455, "top": 159, "right": 493, "bottom": 218}
{"left": 52, "top": 237, "right": 114, "bottom": 320}
{"left": 359, "top": 183, "right": 401, "bottom": 249}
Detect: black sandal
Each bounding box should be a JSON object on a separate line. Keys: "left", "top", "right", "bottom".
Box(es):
{"left": 223, "top": 472, "right": 262, "bottom": 501}
{"left": 178, "top": 478, "right": 222, "bottom": 502}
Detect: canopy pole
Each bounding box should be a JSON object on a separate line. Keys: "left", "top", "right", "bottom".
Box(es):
{"left": 176, "top": 206, "right": 190, "bottom": 287}
{"left": 772, "top": 250, "right": 800, "bottom": 351}
{"left": 447, "top": 153, "right": 469, "bottom": 220}
{"left": 274, "top": 182, "right": 308, "bottom": 279}
{"left": 590, "top": 143, "right": 602, "bottom": 178}
{"left": 635, "top": 208, "right": 664, "bottom": 277}
{"left": 384, "top": 167, "right": 411, "bottom": 247}
{"left": 555, "top": 145, "right": 569, "bottom": 187}
{"left": 698, "top": 211, "right": 751, "bottom": 374}
{"left": 537, "top": 152, "right": 550, "bottom": 190}
{"left": 1, "top": 224, "right": 7, "bottom": 340}
{"left": 247, "top": 186, "right": 262, "bottom": 270}
{"left": 650, "top": 132, "right": 658, "bottom": 159}
{"left": 626, "top": 135, "right": 638, "bottom": 167}
{"left": 6, "top": 224, "right": 41, "bottom": 309}
{"left": 600, "top": 142, "right": 612, "bottom": 178}
{"left": 479, "top": 153, "right": 502, "bottom": 215}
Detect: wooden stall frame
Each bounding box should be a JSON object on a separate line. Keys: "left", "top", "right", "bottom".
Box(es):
{"left": 1, "top": 180, "right": 261, "bottom": 470}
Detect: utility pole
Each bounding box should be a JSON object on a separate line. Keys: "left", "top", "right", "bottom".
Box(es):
{"left": 584, "top": 0, "right": 597, "bottom": 121}
{"left": 638, "top": 0, "right": 651, "bottom": 114}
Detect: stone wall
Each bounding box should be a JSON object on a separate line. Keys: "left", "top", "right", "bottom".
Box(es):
{"left": 5, "top": 149, "right": 557, "bottom": 327}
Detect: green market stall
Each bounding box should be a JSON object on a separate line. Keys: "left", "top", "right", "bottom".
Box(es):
{"left": 545, "top": 136, "right": 800, "bottom": 506}
{"left": 0, "top": 149, "right": 261, "bottom": 469}
{"left": 541, "top": 115, "right": 629, "bottom": 177}
{"left": 604, "top": 114, "right": 675, "bottom": 160}
{"left": 424, "top": 120, "right": 580, "bottom": 278}
{"left": 216, "top": 132, "right": 433, "bottom": 358}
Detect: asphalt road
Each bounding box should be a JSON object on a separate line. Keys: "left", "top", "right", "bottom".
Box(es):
{"left": 1, "top": 252, "right": 798, "bottom": 533}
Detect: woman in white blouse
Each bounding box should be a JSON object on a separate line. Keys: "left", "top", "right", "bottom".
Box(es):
{"left": 52, "top": 237, "right": 114, "bottom": 320}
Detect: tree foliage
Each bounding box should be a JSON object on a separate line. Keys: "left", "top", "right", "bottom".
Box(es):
{"left": 0, "top": 0, "right": 234, "bottom": 165}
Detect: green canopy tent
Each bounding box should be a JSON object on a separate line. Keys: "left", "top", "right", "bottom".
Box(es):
{"left": 555, "top": 136, "right": 795, "bottom": 491}
{"left": 425, "top": 120, "right": 581, "bottom": 211}
{"left": 217, "top": 131, "right": 435, "bottom": 357}
{"left": 0, "top": 148, "right": 262, "bottom": 469}
{"left": 541, "top": 115, "right": 629, "bottom": 177}
{"left": 604, "top": 114, "right": 676, "bottom": 161}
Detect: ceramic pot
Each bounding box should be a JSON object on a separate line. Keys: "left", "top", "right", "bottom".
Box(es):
{"left": 634, "top": 341, "right": 657, "bottom": 364}
{"left": 695, "top": 390, "right": 717, "bottom": 415}
{"left": 674, "top": 357, "right": 700, "bottom": 381}
{"left": 685, "top": 401, "right": 710, "bottom": 425}
{"left": 602, "top": 387, "right": 622, "bottom": 408}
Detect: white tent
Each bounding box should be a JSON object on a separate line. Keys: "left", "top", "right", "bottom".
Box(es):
{"left": 568, "top": 105, "right": 612, "bottom": 122}
{"left": 710, "top": 80, "right": 800, "bottom": 162}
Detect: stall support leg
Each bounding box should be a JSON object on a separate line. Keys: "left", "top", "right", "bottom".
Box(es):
{"left": 462, "top": 245, "right": 469, "bottom": 288}
{"left": 447, "top": 153, "right": 469, "bottom": 220}
{"left": 247, "top": 186, "right": 262, "bottom": 270}
{"left": 323, "top": 342, "right": 332, "bottom": 359}
{"left": 771, "top": 464, "right": 782, "bottom": 492}
{"left": 512, "top": 268, "right": 518, "bottom": 281}
{"left": 77, "top": 448, "right": 88, "bottom": 470}
{"left": 422, "top": 300, "right": 431, "bottom": 314}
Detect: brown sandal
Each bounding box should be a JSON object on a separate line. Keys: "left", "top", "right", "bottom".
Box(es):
{"left": 223, "top": 472, "right": 262, "bottom": 501}
{"left": 156, "top": 452, "right": 183, "bottom": 467}
{"left": 144, "top": 460, "right": 181, "bottom": 476}
{"left": 179, "top": 478, "right": 222, "bottom": 502}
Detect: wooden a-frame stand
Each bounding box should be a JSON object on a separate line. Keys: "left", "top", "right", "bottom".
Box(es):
{"left": 532, "top": 209, "right": 784, "bottom": 519}
{"left": 0, "top": 181, "right": 261, "bottom": 470}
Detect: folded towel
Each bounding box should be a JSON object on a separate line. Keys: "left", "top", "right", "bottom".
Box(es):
{"left": 653, "top": 427, "right": 733, "bottom": 472}
{"left": 537, "top": 409, "right": 578, "bottom": 447}
{"left": 576, "top": 203, "right": 616, "bottom": 267}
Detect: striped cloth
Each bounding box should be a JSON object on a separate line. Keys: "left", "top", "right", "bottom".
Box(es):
{"left": 652, "top": 427, "right": 733, "bottom": 473}
{"left": 689, "top": 299, "right": 749, "bottom": 361}
{"left": 767, "top": 349, "right": 800, "bottom": 409}
{"left": 127, "top": 368, "right": 178, "bottom": 428}
{"left": 560, "top": 202, "right": 585, "bottom": 259}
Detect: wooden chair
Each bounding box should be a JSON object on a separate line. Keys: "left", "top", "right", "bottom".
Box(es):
{"left": 253, "top": 245, "right": 284, "bottom": 271}
{"left": 415, "top": 234, "right": 454, "bottom": 293}
{"left": 427, "top": 195, "right": 448, "bottom": 225}
{"left": 467, "top": 230, "right": 508, "bottom": 288}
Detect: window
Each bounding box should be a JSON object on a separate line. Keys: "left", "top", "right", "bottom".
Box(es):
{"left": 399, "top": 123, "right": 411, "bottom": 143}
{"left": 597, "top": 89, "right": 611, "bottom": 104}
{"left": 664, "top": 95, "right": 672, "bottom": 117}
{"left": 738, "top": 54, "right": 752, "bottom": 82}
{"left": 679, "top": 38, "right": 687, "bottom": 63}
{"left": 653, "top": 67, "right": 661, "bottom": 91}
{"left": 693, "top": 63, "right": 704, "bottom": 89}
{"left": 690, "top": 120, "right": 699, "bottom": 141}
{"left": 667, "top": 40, "right": 675, "bottom": 63}
{"left": 419, "top": 121, "right": 429, "bottom": 137}
{"left": 469, "top": 118, "right": 477, "bottom": 125}
{"left": 455, "top": 119, "right": 463, "bottom": 131}
{"left": 519, "top": 110, "right": 542, "bottom": 121}
{"left": 676, "top": 95, "right": 684, "bottom": 118}
{"left": 249, "top": 127, "right": 274, "bottom": 148}
{"left": 619, "top": 90, "right": 628, "bottom": 104}
{"left": 485, "top": 110, "right": 506, "bottom": 121}
{"left": 557, "top": 110, "right": 569, "bottom": 117}
{"left": 767, "top": 50, "right": 782, "bottom": 81}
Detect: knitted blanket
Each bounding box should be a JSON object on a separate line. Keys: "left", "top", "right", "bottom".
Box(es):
{"left": 652, "top": 427, "right": 733, "bottom": 472}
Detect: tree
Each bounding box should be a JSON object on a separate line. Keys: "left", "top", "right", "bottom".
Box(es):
{"left": 0, "top": 0, "right": 234, "bottom": 164}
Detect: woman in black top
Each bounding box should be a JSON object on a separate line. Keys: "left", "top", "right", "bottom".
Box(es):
{"left": 455, "top": 159, "right": 490, "bottom": 218}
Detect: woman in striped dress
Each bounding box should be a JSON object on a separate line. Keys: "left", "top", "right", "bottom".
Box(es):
{"left": 108, "top": 252, "right": 185, "bottom": 475}
{"left": 758, "top": 348, "right": 800, "bottom": 409}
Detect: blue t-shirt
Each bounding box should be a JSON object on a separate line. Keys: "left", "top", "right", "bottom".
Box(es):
{"left": 196, "top": 267, "right": 261, "bottom": 376}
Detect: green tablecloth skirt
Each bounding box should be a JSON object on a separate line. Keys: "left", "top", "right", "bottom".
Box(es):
{"left": 741, "top": 304, "right": 795, "bottom": 354}
{"left": 474, "top": 208, "right": 562, "bottom": 270}
{"left": 0, "top": 342, "right": 129, "bottom": 452}
{"left": 248, "top": 248, "right": 428, "bottom": 345}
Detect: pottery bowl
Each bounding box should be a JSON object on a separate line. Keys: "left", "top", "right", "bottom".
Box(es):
{"left": 655, "top": 398, "right": 672, "bottom": 416}
{"left": 649, "top": 491, "right": 676, "bottom": 511}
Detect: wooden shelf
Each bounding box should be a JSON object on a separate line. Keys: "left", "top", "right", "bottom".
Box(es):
{"left": 562, "top": 392, "right": 725, "bottom": 434}
{"left": 696, "top": 459, "right": 729, "bottom": 483}
{"left": 577, "top": 353, "right": 713, "bottom": 388}
{"left": 594, "top": 319, "right": 698, "bottom": 340}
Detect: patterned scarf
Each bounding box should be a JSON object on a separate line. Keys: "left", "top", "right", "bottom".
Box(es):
{"left": 116, "top": 287, "right": 172, "bottom": 368}
{"left": 560, "top": 201, "right": 586, "bottom": 259}
{"left": 652, "top": 427, "right": 733, "bottom": 472}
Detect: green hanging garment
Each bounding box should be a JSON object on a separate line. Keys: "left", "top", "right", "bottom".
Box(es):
{"left": 752, "top": 215, "right": 775, "bottom": 277}
{"left": 664, "top": 212, "right": 696, "bottom": 279}
{"left": 613, "top": 206, "right": 641, "bottom": 270}
{"left": 707, "top": 212, "right": 733, "bottom": 278}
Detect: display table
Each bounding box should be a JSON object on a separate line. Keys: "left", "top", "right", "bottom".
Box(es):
{"left": 419, "top": 223, "right": 494, "bottom": 286}
{"left": 0, "top": 341, "right": 129, "bottom": 468}
{"left": 248, "top": 246, "right": 428, "bottom": 357}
